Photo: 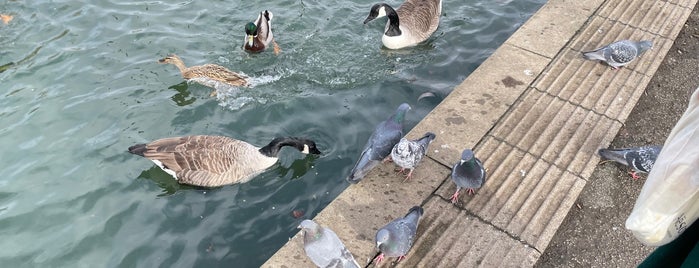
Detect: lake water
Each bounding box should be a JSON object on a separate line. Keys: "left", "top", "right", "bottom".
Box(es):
{"left": 0, "top": 0, "right": 545, "bottom": 266}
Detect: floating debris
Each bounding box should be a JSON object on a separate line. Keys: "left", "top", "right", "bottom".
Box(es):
{"left": 417, "top": 92, "right": 436, "bottom": 102}
{"left": 0, "top": 14, "right": 13, "bottom": 25}
{"left": 291, "top": 210, "right": 305, "bottom": 219}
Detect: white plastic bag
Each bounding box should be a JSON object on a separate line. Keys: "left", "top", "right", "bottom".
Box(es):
{"left": 625, "top": 87, "right": 699, "bottom": 246}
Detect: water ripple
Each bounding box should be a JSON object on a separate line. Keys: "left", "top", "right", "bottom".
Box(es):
{"left": 0, "top": 0, "right": 546, "bottom": 266}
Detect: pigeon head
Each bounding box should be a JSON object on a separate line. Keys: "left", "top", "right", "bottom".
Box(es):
{"left": 375, "top": 229, "right": 391, "bottom": 250}
{"left": 460, "top": 149, "right": 475, "bottom": 164}
{"left": 299, "top": 220, "right": 323, "bottom": 242}
{"left": 392, "top": 103, "right": 411, "bottom": 124}
{"left": 638, "top": 40, "right": 653, "bottom": 53}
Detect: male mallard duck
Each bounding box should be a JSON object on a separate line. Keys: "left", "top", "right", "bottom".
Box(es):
{"left": 243, "top": 10, "right": 280, "bottom": 54}
{"left": 158, "top": 54, "right": 249, "bottom": 96}
{"left": 363, "top": 0, "right": 442, "bottom": 49}
{"left": 128, "top": 135, "right": 321, "bottom": 187}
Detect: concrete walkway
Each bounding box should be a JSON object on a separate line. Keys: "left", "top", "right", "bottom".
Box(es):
{"left": 264, "top": 0, "right": 698, "bottom": 267}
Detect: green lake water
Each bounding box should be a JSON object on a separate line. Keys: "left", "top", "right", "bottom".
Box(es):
{"left": 0, "top": 0, "right": 545, "bottom": 266}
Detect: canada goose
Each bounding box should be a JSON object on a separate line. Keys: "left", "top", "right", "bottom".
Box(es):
{"left": 128, "top": 135, "right": 321, "bottom": 187}
{"left": 582, "top": 40, "right": 653, "bottom": 69}
{"left": 243, "top": 10, "right": 281, "bottom": 55}
{"left": 363, "top": 0, "right": 442, "bottom": 49}
{"left": 158, "top": 54, "right": 250, "bottom": 97}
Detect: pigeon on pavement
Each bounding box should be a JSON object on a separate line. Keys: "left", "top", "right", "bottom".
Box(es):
{"left": 299, "top": 219, "right": 360, "bottom": 268}
{"left": 582, "top": 40, "right": 653, "bottom": 69}
{"left": 391, "top": 132, "right": 436, "bottom": 181}
{"left": 374, "top": 205, "right": 423, "bottom": 264}
{"left": 598, "top": 145, "right": 662, "bottom": 180}
{"left": 346, "top": 103, "right": 410, "bottom": 184}
{"left": 450, "top": 149, "right": 486, "bottom": 204}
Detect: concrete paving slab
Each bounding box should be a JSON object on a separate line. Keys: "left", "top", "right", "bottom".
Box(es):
{"left": 435, "top": 136, "right": 586, "bottom": 251}
{"left": 263, "top": 0, "right": 698, "bottom": 267}
{"left": 597, "top": 0, "right": 693, "bottom": 38}
{"left": 263, "top": 157, "right": 451, "bottom": 268}
{"left": 397, "top": 197, "right": 540, "bottom": 268}
{"left": 504, "top": 0, "right": 605, "bottom": 59}
{"left": 409, "top": 43, "right": 550, "bottom": 168}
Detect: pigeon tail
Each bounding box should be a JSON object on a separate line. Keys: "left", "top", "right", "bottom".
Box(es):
{"left": 417, "top": 132, "right": 436, "bottom": 148}
{"left": 598, "top": 148, "right": 628, "bottom": 165}
{"left": 405, "top": 205, "right": 424, "bottom": 218}
{"left": 346, "top": 158, "right": 380, "bottom": 184}
{"left": 582, "top": 49, "right": 605, "bottom": 61}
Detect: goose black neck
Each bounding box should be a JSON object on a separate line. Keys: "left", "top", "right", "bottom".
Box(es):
{"left": 259, "top": 137, "right": 307, "bottom": 157}
{"left": 384, "top": 6, "right": 401, "bottom": 37}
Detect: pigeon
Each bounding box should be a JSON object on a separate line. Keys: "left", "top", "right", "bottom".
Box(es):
{"left": 391, "top": 132, "right": 436, "bottom": 181}
{"left": 299, "top": 220, "right": 361, "bottom": 268}
{"left": 598, "top": 145, "right": 662, "bottom": 180}
{"left": 582, "top": 40, "right": 653, "bottom": 69}
{"left": 450, "top": 149, "right": 486, "bottom": 204}
{"left": 375, "top": 205, "right": 423, "bottom": 264}
{"left": 346, "top": 103, "right": 411, "bottom": 184}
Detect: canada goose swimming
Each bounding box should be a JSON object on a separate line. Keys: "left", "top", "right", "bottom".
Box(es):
{"left": 363, "top": 0, "right": 442, "bottom": 49}
{"left": 244, "top": 10, "right": 281, "bottom": 55}
{"left": 158, "top": 54, "right": 250, "bottom": 97}
{"left": 128, "top": 135, "right": 321, "bottom": 187}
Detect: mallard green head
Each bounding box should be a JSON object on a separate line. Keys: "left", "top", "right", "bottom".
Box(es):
{"left": 245, "top": 22, "right": 258, "bottom": 36}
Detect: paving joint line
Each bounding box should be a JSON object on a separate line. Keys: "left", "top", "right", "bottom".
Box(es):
{"left": 529, "top": 85, "right": 625, "bottom": 124}
{"left": 430, "top": 194, "right": 543, "bottom": 254}
{"left": 485, "top": 134, "right": 596, "bottom": 179}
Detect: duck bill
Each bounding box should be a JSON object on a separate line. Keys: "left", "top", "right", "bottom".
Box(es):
{"left": 247, "top": 35, "right": 254, "bottom": 47}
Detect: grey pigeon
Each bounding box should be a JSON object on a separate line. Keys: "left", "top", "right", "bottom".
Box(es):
{"left": 374, "top": 205, "right": 423, "bottom": 265}
{"left": 346, "top": 103, "right": 411, "bottom": 184}
{"left": 450, "top": 149, "right": 486, "bottom": 204}
{"left": 582, "top": 40, "right": 653, "bottom": 69}
{"left": 391, "top": 132, "right": 436, "bottom": 181}
{"left": 299, "top": 220, "right": 361, "bottom": 268}
{"left": 598, "top": 145, "right": 662, "bottom": 180}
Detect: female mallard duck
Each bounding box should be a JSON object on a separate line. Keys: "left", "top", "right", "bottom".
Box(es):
{"left": 243, "top": 10, "right": 280, "bottom": 54}
{"left": 128, "top": 135, "right": 322, "bottom": 187}
{"left": 158, "top": 54, "right": 249, "bottom": 96}
{"left": 363, "top": 0, "right": 442, "bottom": 49}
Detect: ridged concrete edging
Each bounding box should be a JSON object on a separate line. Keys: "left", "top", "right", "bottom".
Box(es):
{"left": 263, "top": 0, "right": 699, "bottom": 267}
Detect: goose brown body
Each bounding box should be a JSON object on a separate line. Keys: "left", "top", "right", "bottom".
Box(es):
{"left": 128, "top": 135, "right": 321, "bottom": 187}
{"left": 364, "top": 0, "right": 442, "bottom": 49}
